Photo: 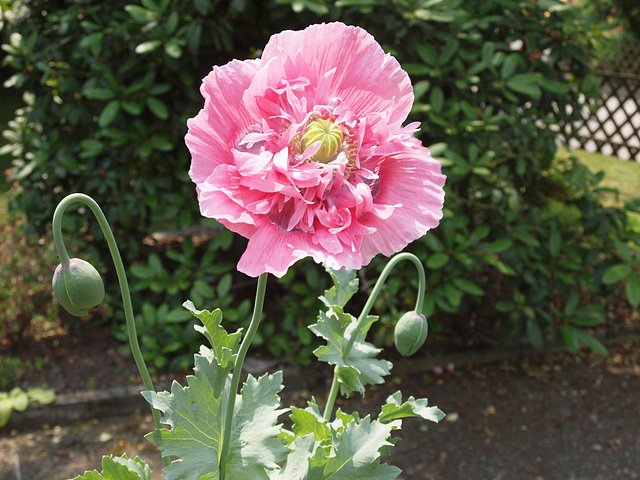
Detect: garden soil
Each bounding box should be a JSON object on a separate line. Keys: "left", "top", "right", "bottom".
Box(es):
{"left": 1, "top": 327, "right": 639, "bottom": 479}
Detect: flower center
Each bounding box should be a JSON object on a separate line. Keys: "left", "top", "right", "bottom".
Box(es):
{"left": 301, "top": 118, "right": 343, "bottom": 163}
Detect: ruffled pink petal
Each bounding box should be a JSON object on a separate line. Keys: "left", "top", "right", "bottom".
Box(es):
{"left": 359, "top": 145, "right": 446, "bottom": 262}
{"left": 186, "top": 58, "right": 261, "bottom": 185}
{"left": 260, "top": 22, "right": 413, "bottom": 131}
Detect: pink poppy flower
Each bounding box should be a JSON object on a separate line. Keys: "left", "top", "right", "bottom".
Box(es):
{"left": 186, "top": 22, "right": 446, "bottom": 277}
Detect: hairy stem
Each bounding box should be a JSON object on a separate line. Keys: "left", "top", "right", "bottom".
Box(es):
{"left": 322, "top": 252, "right": 426, "bottom": 421}
{"left": 219, "top": 272, "right": 269, "bottom": 480}
{"left": 52, "top": 193, "right": 169, "bottom": 466}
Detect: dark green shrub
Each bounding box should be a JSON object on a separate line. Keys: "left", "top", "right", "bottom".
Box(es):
{"left": 2, "top": 0, "right": 638, "bottom": 366}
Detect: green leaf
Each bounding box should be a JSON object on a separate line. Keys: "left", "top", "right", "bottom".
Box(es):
{"left": 602, "top": 263, "right": 632, "bottom": 285}
{"left": 572, "top": 329, "right": 608, "bottom": 356}
{"left": 98, "top": 100, "right": 121, "bottom": 127}
{"left": 549, "top": 229, "right": 562, "bottom": 257}
{"left": 146, "top": 97, "right": 169, "bottom": 120}
{"left": 83, "top": 87, "right": 116, "bottom": 101}
{"left": 452, "top": 278, "right": 484, "bottom": 297}
{"left": 426, "top": 252, "right": 449, "bottom": 269}
{"left": 500, "top": 53, "right": 520, "bottom": 79}
{"left": 310, "top": 307, "right": 391, "bottom": 396}
{"left": 164, "top": 40, "right": 182, "bottom": 59}
{"left": 378, "top": 391, "right": 445, "bottom": 424}
{"left": 289, "top": 406, "right": 331, "bottom": 443}
{"left": 538, "top": 78, "right": 569, "bottom": 95}
{"left": 135, "top": 40, "right": 162, "bottom": 54}
{"left": 570, "top": 305, "right": 603, "bottom": 327}
{"left": 560, "top": 325, "right": 579, "bottom": 354}
{"left": 145, "top": 360, "right": 288, "bottom": 480}
{"left": 183, "top": 301, "right": 242, "bottom": 369}
{"left": 484, "top": 238, "right": 512, "bottom": 253}
{"left": 9, "top": 387, "right": 29, "bottom": 411}
{"left": 70, "top": 455, "right": 152, "bottom": 480}
{"left": 0, "top": 397, "right": 12, "bottom": 427}
{"left": 625, "top": 274, "right": 640, "bottom": 308}
{"left": 506, "top": 73, "right": 542, "bottom": 99}
{"left": 306, "top": 416, "right": 401, "bottom": 480}
{"left": 430, "top": 87, "right": 444, "bottom": 114}
{"left": 26, "top": 387, "right": 56, "bottom": 405}
{"left": 527, "top": 319, "right": 543, "bottom": 350}
{"left": 319, "top": 268, "right": 358, "bottom": 308}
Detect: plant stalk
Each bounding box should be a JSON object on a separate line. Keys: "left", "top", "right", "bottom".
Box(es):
{"left": 322, "top": 252, "right": 426, "bottom": 421}
{"left": 218, "top": 272, "right": 269, "bottom": 480}
{"left": 52, "top": 193, "right": 169, "bottom": 466}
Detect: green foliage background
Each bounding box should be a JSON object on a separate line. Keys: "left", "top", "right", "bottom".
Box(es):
{"left": 1, "top": 0, "right": 639, "bottom": 369}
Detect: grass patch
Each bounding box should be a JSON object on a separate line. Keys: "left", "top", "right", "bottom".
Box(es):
{"left": 556, "top": 147, "right": 640, "bottom": 234}
{"left": 556, "top": 147, "right": 640, "bottom": 205}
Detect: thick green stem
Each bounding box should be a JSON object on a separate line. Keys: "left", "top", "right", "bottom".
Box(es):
{"left": 219, "top": 272, "right": 269, "bottom": 480}
{"left": 52, "top": 193, "right": 169, "bottom": 466}
{"left": 322, "top": 252, "right": 426, "bottom": 421}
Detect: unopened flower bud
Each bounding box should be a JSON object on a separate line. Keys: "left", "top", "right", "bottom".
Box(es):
{"left": 394, "top": 311, "right": 428, "bottom": 356}
{"left": 52, "top": 258, "right": 105, "bottom": 316}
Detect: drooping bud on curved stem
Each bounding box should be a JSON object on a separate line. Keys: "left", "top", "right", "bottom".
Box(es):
{"left": 394, "top": 310, "right": 428, "bottom": 356}
{"left": 51, "top": 193, "right": 169, "bottom": 467}
{"left": 322, "top": 252, "right": 427, "bottom": 421}
{"left": 52, "top": 258, "right": 105, "bottom": 317}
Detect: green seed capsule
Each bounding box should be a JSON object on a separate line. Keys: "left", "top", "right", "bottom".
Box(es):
{"left": 52, "top": 258, "right": 105, "bottom": 317}
{"left": 394, "top": 311, "right": 428, "bottom": 356}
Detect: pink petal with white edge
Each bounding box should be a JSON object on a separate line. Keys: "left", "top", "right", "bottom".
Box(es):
{"left": 261, "top": 22, "right": 414, "bottom": 131}
{"left": 186, "top": 58, "right": 261, "bottom": 185}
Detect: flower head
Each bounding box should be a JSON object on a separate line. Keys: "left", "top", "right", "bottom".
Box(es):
{"left": 186, "top": 22, "right": 446, "bottom": 277}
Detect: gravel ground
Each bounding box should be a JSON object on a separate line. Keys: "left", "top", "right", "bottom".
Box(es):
{"left": 1, "top": 338, "right": 639, "bottom": 480}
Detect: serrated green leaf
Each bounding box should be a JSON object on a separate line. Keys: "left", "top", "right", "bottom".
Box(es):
{"left": 70, "top": 455, "right": 151, "bottom": 480}
{"left": 378, "top": 391, "right": 445, "bottom": 424}
{"left": 270, "top": 434, "right": 316, "bottom": 480}
{"left": 310, "top": 307, "right": 391, "bottom": 396}
{"left": 183, "top": 300, "right": 241, "bottom": 368}
{"left": 307, "top": 416, "right": 401, "bottom": 480}
{"left": 144, "top": 352, "right": 288, "bottom": 480}
{"left": 289, "top": 406, "right": 331, "bottom": 443}
{"left": 320, "top": 268, "right": 359, "bottom": 308}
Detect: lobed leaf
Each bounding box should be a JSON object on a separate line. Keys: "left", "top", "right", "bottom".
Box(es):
{"left": 143, "top": 348, "right": 288, "bottom": 480}
{"left": 70, "top": 455, "right": 151, "bottom": 480}
{"left": 310, "top": 307, "right": 391, "bottom": 396}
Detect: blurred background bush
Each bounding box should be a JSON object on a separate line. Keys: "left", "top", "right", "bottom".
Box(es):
{"left": 1, "top": 0, "right": 639, "bottom": 371}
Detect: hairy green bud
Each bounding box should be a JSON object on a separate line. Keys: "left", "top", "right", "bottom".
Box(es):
{"left": 394, "top": 311, "right": 428, "bottom": 356}
{"left": 52, "top": 258, "right": 105, "bottom": 316}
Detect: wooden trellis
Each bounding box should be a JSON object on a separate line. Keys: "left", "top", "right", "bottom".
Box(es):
{"left": 565, "top": 42, "right": 640, "bottom": 161}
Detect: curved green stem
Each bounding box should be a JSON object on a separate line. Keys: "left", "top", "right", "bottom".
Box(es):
{"left": 322, "top": 252, "right": 426, "bottom": 421}
{"left": 219, "top": 272, "right": 269, "bottom": 480}
{"left": 52, "top": 193, "right": 169, "bottom": 466}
